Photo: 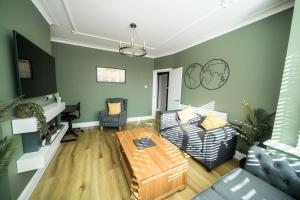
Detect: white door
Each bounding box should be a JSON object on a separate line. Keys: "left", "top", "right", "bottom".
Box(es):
{"left": 167, "top": 67, "right": 182, "bottom": 111}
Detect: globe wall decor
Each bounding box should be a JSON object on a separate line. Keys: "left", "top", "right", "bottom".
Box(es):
{"left": 184, "top": 63, "right": 203, "bottom": 89}
{"left": 184, "top": 59, "right": 230, "bottom": 90}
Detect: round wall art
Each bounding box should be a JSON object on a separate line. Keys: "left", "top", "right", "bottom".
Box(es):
{"left": 184, "top": 63, "right": 203, "bottom": 89}
{"left": 184, "top": 59, "right": 230, "bottom": 90}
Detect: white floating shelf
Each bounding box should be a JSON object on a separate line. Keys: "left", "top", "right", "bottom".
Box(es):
{"left": 17, "top": 122, "right": 68, "bottom": 173}
{"left": 12, "top": 102, "right": 65, "bottom": 134}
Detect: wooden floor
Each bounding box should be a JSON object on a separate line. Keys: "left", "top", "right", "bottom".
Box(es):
{"left": 30, "top": 120, "right": 238, "bottom": 200}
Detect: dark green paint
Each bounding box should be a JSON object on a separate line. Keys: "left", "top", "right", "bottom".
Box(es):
{"left": 52, "top": 42, "right": 154, "bottom": 123}
{"left": 0, "top": 0, "right": 51, "bottom": 199}
{"left": 155, "top": 9, "right": 293, "bottom": 122}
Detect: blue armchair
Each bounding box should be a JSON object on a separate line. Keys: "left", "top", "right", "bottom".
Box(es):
{"left": 99, "top": 98, "right": 128, "bottom": 131}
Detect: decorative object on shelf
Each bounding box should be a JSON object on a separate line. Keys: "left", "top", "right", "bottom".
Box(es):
{"left": 45, "top": 124, "right": 61, "bottom": 145}
{"left": 119, "top": 23, "right": 147, "bottom": 57}
{"left": 0, "top": 98, "right": 21, "bottom": 175}
{"left": 184, "top": 63, "right": 203, "bottom": 89}
{"left": 183, "top": 59, "right": 230, "bottom": 90}
{"left": 234, "top": 99, "right": 275, "bottom": 151}
{"left": 15, "top": 102, "right": 49, "bottom": 139}
{"left": 201, "top": 59, "right": 230, "bottom": 90}
{"left": 96, "top": 67, "right": 126, "bottom": 83}
{"left": 54, "top": 93, "right": 61, "bottom": 104}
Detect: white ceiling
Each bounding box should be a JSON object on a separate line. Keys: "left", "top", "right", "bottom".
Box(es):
{"left": 32, "top": 0, "right": 294, "bottom": 58}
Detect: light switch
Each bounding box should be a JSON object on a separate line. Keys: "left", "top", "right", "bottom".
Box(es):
{"left": 144, "top": 85, "right": 148, "bottom": 88}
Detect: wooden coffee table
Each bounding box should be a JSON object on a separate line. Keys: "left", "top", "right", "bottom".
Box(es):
{"left": 116, "top": 128, "right": 188, "bottom": 200}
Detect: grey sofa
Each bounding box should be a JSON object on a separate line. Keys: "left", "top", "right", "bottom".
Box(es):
{"left": 99, "top": 98, "right": 127, "bottom": 131}
{"left": 159, "top": 110, "right": 237, "bottom": 171}
{"left": 192, "top": 146, "right": 300, "bottom": 200}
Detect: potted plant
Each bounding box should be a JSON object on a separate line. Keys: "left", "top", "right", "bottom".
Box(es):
{"left": 0, "top": 98, "right": 19, "bottom": 175}
{"left": 15, "top": 102, "right": 50, "bottom": 151}
{"left": 234, "top": 99, "right": 275, "bottom": 166}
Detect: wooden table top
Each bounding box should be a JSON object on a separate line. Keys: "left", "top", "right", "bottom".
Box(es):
{"left": 116, "top": 128, "right": 188, "bottom": 181}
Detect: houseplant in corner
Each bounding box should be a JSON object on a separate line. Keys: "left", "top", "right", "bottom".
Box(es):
{"left": 0, "top": 99, "right": 19, "bottom": 175}
{"left": 235, "top": 99, "right": 275, "bottom": 154}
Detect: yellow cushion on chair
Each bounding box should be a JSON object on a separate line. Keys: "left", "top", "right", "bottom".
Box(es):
{"left": 108, "top": 102, "right": 121, "bottom": 115}
{"left": 201, "top": 112, "right": 226, "bottom": 131}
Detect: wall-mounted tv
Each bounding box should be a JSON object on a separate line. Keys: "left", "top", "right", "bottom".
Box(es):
{"left": 13, "top": 31, "right": 57, "bottom": 99}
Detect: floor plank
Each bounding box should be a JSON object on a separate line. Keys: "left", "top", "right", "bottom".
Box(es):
{"left": 30, "top": 120, "right": 238, "bottom": 200}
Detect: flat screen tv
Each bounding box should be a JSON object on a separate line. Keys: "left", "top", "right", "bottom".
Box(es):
{"left": 13, "top": 31, "right": 57, "bottom": 99}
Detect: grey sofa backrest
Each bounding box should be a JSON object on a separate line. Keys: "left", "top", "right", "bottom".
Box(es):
{"left": 244, "top": 146, "right": 300, "bottom": 199}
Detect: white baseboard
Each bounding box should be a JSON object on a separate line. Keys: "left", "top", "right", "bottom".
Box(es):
{"left": 234, "top": 151, "right": 247, "bottom": 160}
{"left": 72, "top": 115, "right": 154, "bottom": 128}
{"left": 73, "top": 121, "right": 99, "bottom": 128}
{"left": 127, "top": 115, "right": 154, "bottom": 122}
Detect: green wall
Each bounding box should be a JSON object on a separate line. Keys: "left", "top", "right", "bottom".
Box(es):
{"left": 273, "top": 1, "right": 300, "bottom": 146}
{"left": 52, "top": 42, "right": 154, "bottom": 123}
{"left": 155, "top": 9, "right": 293, "bottom": 122}
{"left": 0, "top": 0, "right": 51, "bottom": 199}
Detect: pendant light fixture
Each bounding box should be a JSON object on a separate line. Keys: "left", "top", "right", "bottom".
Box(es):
{"left": 119, "top": 23, "right": 147, "bottom": 57}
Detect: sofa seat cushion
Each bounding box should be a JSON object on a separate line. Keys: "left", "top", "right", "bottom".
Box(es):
{"left": 191, "top": 188, "right": 225, "bottom": 200}
{"left": 213, "top": 168, "right": 294, "bottom": 200}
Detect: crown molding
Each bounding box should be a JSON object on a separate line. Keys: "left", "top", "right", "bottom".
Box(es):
{"left": 61, "top": 0, "right": 155, "bottom": 50}
{"left": 31, "top": 0, "right": 58, "bottom": 26}
{"left": 154, "top": 0, "right": 294, "bottom": 58}
{"left": 36, "top": 0, "right": 293, "bottom": 58}
{"left": 51, "top": 37, "right": 155, "bottom": 58}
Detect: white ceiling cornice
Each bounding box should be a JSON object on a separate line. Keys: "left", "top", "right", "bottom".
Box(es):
{"left": 60, "top": 0, "right": 155, "bottom": 50}
{"left": 31, "top": 0, "right": 59, "bottom": 26}
{"left": 51, "top": 37, "right": 155, "bottom": 58}
{"left": 156, "top": 0, "right": 294, "bottom": 58}
{"left": 33, "top": 0, "right": 294, "bottom": 58}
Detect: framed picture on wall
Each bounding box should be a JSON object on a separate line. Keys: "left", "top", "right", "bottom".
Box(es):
{"left": 96, "top": 67, "right": 126, "bottom": 83}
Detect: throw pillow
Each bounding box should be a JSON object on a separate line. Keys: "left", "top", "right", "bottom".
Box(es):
{"left": 201, "top": 112, "right": 226, "bottom": 131}
{"left": 108, "top": 102, "right": 121, "bottom": 115}
{"left": 177, "top": 105, "right": 197, "bottom": 124}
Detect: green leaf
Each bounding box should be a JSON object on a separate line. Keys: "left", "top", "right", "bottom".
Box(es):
{"left": 0, "top": 137, "right": 18, "bottom": 176}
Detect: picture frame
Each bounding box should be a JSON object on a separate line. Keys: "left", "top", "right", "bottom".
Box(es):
{"left": 96, "top": 67, "right": 126, "bottom": 83}
{"left": 18, "top": 59, "right": 32, "bottom": 79}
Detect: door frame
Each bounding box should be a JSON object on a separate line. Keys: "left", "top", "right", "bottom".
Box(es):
{"left": 157, "top": 72, "right": 169, "bottom": 112}
{"left": 152, "top": 68, "right": 172, "bottom": 118}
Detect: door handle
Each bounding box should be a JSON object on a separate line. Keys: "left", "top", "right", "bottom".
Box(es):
{"left": 174, "top": 100, "right": 180, "bottom": 102}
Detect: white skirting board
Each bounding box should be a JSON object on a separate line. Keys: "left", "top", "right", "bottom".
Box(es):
{"left": 72, "top": 115, "right": 154, "bottom": 128}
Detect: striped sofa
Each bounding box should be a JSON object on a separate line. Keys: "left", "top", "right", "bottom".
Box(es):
{"left": 159, "top": 110, "right": 237, "bottom": 170}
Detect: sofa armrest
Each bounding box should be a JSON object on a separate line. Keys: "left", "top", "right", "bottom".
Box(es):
{"left": 118, "top": 111, "right": 127, "bottom": 124}
{"left": 245, "top": 146, "right": 300, "bottom": 199}
{"left": 159, "top": 110, "right": 179, "bottom": 131}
